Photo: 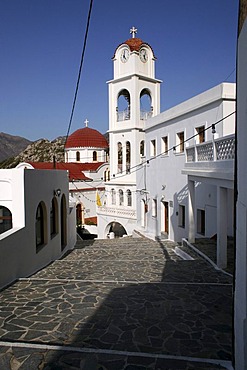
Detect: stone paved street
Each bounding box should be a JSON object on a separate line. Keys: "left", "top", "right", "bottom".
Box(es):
{"left": 0, "top": 237, "right": 233, "bottom": 369}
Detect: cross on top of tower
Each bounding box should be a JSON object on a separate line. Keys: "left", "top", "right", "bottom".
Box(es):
{"left": 84, "top": 118, "right": 89, "bottom": 127}
{"left": 130, "top": 26, "right": 137, "bottom": 38}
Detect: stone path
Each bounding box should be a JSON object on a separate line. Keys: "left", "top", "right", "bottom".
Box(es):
{"left": 0, "top": 237, "right": 233, "bottom": 369}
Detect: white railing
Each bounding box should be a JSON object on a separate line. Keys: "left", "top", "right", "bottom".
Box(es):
{"left": 186, "top": 134, "right": 235, "bottom": 163}
{"left": 97, "top": 206, "right": 136, "bottom": 219}
{"left": 140, "top": 110, "right": 153, "bottom": 120}
{"left": 117, "top": 108, "right": 130, "bottom": 122}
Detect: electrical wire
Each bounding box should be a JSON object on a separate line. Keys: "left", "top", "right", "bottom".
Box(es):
{"left": 64, "top": 0, "right": 94, "bottom": 149}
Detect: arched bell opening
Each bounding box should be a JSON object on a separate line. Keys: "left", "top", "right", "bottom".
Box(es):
{"left": 117, "top": 89, "right": 130, "bottom": 121}
{"left": 140, "top": 89, "right": 153, "bottom": 120}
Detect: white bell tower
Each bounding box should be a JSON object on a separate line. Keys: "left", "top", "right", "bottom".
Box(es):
{"left": 108, "top": 27, "right": 162, "bottom": 181}
{"left": 97, "top": 28, "right": 162, "bottom": 238}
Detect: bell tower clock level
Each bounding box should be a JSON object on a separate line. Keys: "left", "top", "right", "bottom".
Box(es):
{"left": 108, "top": 28, "right": 162, "bottom": 177}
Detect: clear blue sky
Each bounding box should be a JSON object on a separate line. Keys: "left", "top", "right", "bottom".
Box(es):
{"left": 0, "top": 0, "right": 238, "bottom": 141}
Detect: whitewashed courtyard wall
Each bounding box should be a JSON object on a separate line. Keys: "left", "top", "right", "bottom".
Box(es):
{"left": 0, "top": 168, "right": 76, "bottom": 289}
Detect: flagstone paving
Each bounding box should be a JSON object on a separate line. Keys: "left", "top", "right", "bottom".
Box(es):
{"left": 0, "top": 237, "right": 233, "bottom": 369}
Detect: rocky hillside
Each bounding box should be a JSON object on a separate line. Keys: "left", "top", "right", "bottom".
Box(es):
{"left": 0, "top": 137, "right": 66, "bottom": 169}
{"left": 0, "top": 132, "right": 32, "bottom": 162}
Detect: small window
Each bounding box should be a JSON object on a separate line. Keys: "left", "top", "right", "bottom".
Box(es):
{"left": 118, "top": 142, "right": 123, "bottom": 173}
{"left": 152, "top": 199, "right": 157, "bottom": 217}
{"left": 150, "top": 139, "right": 156, "bottom": 157}
{"left": 126, "top": 141, "right": 131, "bottom": 173}
{"left": 50, "top": 197, "right": 58, "bottom": 237}
{"left": 119, "top": 189, "right": 124, "bottom": 206}
{"left": 197, "top": 209, "right": 205, "bottom": 235}
{"left": 196, "top": 126, "right": 205, "bottom": 144}
{"left": 178, "top": 205, "right": 185, "bottom": 228}
{"left": 111, "top": 189, "right": 116, "bottom": 205}
{"left": 161, "top": 136, "right": 168, "bottom": 155}
{"left": 177, "top": 132, "right": 184, "bottom": 153}
{"left": 127, "top": 189, "right": 132, "bottom": 206}
{"left": 140, "top": 140, "right": 145, "bottom": 157}
{"left": 0, "top": 206, "right": 12, "bottom": 234}
{"left": 107, "top": 170, "right": 110, "bottom": 181}
{"left": 93, "top": 151, "right": 97, "bottom": 161}
{"left": 76, "top": 151, "right": 80, "bottom": 161}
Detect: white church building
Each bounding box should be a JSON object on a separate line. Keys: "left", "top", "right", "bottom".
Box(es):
{"left": 97, "top": 28, "right": 236, "bottom": 250}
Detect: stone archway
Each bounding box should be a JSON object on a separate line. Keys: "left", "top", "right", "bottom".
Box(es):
{"left": 105, "top": 222, "right": 127, "bottom": 238}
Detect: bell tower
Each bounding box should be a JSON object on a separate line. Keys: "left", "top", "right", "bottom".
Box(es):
{"left": 108, "top": 27, "right": 162, "bottom": 179}
{"left": 97, "top": 28, "right": 162, "bottom": 238}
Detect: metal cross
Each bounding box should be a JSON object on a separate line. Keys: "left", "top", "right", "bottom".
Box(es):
{"left": 130, "top": 26, "right": 137, "bottom": 38}
{"left": 84, "top": 118, "right": 89, "bottom": 127}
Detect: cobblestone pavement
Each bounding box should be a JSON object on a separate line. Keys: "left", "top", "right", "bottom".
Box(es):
{"left": 0, "top": 237, "right": 233, "bottom": 369}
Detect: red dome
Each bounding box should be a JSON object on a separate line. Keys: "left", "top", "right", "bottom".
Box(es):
{"left": 65, "top": 127, "right": 108, "bottom": 149}
{"left": 113, "top": 37, "right": 155, "bottom": 58}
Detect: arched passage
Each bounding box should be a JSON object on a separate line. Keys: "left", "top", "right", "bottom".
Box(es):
{"left": 105, "top": 222, "right": 127, "bottom": 238}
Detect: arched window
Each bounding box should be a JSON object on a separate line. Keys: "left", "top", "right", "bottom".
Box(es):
{"left": 107, "top": 170, "right": 110, "bottom": 181}
{"left": 119, "top": 189, "right": 124, "bottom": 206}
{"left": 104, "top": 170, "right": 107, "bottom": 182}
{"left": 111, "top": 189, "right": 116, "bottom": 205}
{"left": 117, "top": 89, "right": 130, "bottom": 121}
{"left": 61, "top": 194, "right": 67, "bottom": 251}
{"left": 50, "top": 197, "right": 58, "bottom": 237}
{"left": 126, "top": 189, "right": 132, "bottom": 207}
{"left": 140, "top": 89, "right": 152, "bottom": 120}
{"left": 118, "top": 142, "right": 123, "bottom": 173}
{"left": 93, "top": 151, "right": 97, "bottom": 161}
{"left": 140, "top": 140, "right": 145, "bottom": 157}
{"left": 76, "top": 151, "right": 80, "bottom": 161}
{"left": 126, "top": 141, "right": 131, "bottom": 173}
{"left": 36, "top": 202, "right": 47, "bottom": 251}
{"left": 0, "top": 206, "right": 12, "bottom": 235}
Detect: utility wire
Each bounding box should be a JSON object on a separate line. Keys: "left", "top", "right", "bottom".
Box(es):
{"left": 64, "top": 0, "right": 94, "bottom": 149}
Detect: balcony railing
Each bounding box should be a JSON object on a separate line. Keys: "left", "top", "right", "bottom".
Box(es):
{"left": 97, "top": 206, "right": 136, "bottom": 219}
{"left": 140, "top": 110, "right": 153, "bottom": 120}
{"left": 117, "top": 108, "right": 130, "bottom": 122}
{"left": 186, "top": 134, "right": 235, "bottom": 163}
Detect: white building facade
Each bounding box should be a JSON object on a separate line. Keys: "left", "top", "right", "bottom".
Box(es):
{"left": 136, "top": 83, "right": 236, "bottom": 252}
{"left": 235, "top": 2, "right": 247, "bottom": 368}
{"left": 0, "top": 167, "right": 76, "bottom": 289}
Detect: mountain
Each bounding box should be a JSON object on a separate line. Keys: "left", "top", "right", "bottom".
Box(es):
{"left": 0, "top": 136, "right": 66, "bottom": 169}
{"left": 0, "top": 132, "right": 32, "bottom": 162}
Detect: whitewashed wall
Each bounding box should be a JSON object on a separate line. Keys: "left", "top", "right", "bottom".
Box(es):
{"left": 235, "top": 14, "right": 247, "bottom": 370}
{"left": 136, "top": 83, "right": 236, "bottom": 241}
{"left": 0, "top": 168, "right": 76, "bottom": 289}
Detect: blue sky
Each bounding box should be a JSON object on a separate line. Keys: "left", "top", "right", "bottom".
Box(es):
{"left": 0, "top": 0, "right": 238, "bottom": 141}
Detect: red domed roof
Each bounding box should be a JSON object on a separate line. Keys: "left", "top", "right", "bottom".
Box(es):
{"left": 113, "top": 37, "right": 155, "bottom": 59}
{"left": 124, "top": 37, "right": 144, "bottom": 52}
{"left": 65, "top": 127, "right": 108, "bottom": 149}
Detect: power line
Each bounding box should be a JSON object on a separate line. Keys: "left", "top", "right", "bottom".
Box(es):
{"left": 64, "top": 0, "right": 94, "bottom": 149}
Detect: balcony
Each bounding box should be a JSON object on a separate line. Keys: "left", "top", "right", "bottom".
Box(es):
{"left": 183, "top": 134, "right": 235, "bottom": 181}
{"left": 97, "top": 206, "right": 136, "bottom": 219}
{"left": 186, "top": 134, "right": 235, "bottom": 163}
